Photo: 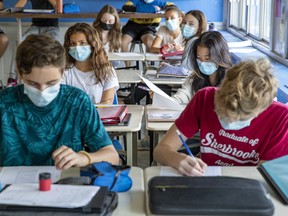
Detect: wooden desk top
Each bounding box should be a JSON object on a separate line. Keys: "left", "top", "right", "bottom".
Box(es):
{"left": 0, "top": 12, "right": 164, "bottom": 19}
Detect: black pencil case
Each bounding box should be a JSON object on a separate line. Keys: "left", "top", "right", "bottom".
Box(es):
{"left": 148, "top": 176, "right": 274, "bottom": 216}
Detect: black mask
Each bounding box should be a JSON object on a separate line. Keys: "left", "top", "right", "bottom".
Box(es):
{"left": 100, "top": 21, "right": 114, "bottom": 31}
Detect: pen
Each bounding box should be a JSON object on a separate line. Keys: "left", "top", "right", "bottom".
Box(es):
{"left": 176, "top": 130, "right": 194, "bottom": 159}
{"left": 284, "top": 85, "right": 288, "bottom": 89}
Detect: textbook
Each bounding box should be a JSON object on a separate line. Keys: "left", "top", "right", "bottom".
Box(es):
{"left": 258, "top": 155, "right": 288, "bottom": 204}
{"left": 23, "top": 9, "right": 55, "bottom": 14}
{"left": 0, "top": 7, "right": 23, "bottom": 13}
{"left": 97, "top": 105, "right": 128, "bottom": 125}
{"left": 104, "top": 113, "right": 131, "bottom": 126}
{"left": 156, "top": 64, "right": 191, "bottom": 78}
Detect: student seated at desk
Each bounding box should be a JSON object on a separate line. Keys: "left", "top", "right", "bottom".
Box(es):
{"left": 0, "top": 34, "right": 119, "bottom": 169}
{"left": 7, "top": 0, "right": 60, "bottom": 88}
{"left": 154, "top": 59, "right": 288, "bottom": 176}
{"left": 0, "top": 1, "right": 8, "bottom": 59}
{"left": 179, "top": 10, "right": 207, "bottom": 69}
{"left": 121, "top": 0, "right": 174, "bottom": 59}
{"left": 150, "top": 5, "right": 184, "bottom": 54}
{"left": 62, "top": 23, "right": 119, "bottom": 104}
{"left": 92, "top": 4, "right": 122, "bottom": 68}
{"left": 171, "top": 31, "right": 232, "bottom": 104}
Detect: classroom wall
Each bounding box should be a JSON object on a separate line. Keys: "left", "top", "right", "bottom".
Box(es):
{"left": 2, "top": 0, "right": 224, "bottom": 23}
{"left": 0, "top": 0, "right": 224, "bottom": 82}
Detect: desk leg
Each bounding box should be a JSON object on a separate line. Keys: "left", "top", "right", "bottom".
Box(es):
{"left": 132, "top": 132, "right": 138, "bottom": 166}
{"left": 151, "top": 131, "right": 165, "bottom": 166}
{"left": 16, "top": 18, "right": 22, "bottom": 46}
{"left": 126, "top": 132, "right": 133, "bottom": 166}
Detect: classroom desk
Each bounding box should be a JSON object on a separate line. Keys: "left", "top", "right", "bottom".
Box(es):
{"left": 144, "top": 70, "right": 186, "bottom": 85}
{"left": 104, "top": 105, "right": 144, "bottom": 166}
{"left": 0, "top": 166, "right": 145, "bottom": 216}
{"left": 144, "top": 166, "right": 288, "bottom": 216}
{"left": 108, "top": 52, "right": 145, "bottom": 62}
{"left": 116, "top": 69, "right": 142, "bottom": 84}
{"left": 116, "top": 70, "right": 142, "bottom": 104}
{"left": 146, "top": 105, "right": 178, "bottom": 165}
{"left": 0, "top": 12, "right": 164, "bottom": 43}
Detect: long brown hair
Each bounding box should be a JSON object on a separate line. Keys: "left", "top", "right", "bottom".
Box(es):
{"left": 93, "top": 4, "right": 121, "bottom": 52}
{"left": 64, "top": 23, "right": 114, "bottom": 84}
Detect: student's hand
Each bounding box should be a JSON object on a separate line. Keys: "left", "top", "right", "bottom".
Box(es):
{"left": 52, "top": 146, "right": 84, "bottom": 170}
{"left": 173, "top": 43, "right": 184, "bottom": 51}
{"left": 154, "top": 6, "right": 160, "bottom": 11}
{"left": 162, "top": 43, "right": 174, "bottom": 53}
{"left": 149, "top": 90, "right": 154, "bottom": 99}
{"left": 177, "top": 154, "right": 207, "bottom": 176}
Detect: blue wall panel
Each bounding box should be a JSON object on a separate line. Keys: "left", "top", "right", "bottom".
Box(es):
{"left": 1, "top": 0, "right": 223, "bottom": 23}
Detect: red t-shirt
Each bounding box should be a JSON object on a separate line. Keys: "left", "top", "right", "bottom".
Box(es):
{"left": 175, "top": 87, "right": 288, "bottom": 166}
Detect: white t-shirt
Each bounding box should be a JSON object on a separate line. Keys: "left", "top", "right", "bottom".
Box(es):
{"left": 156, "top": 26, "right": 184, "bottom": 46}
{"left": 62, "top": 67, "right": 119, "bottom": 104}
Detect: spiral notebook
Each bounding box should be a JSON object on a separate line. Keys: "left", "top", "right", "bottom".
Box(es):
{"left": 258, "top": 155, "right": 288, "bottom": 204}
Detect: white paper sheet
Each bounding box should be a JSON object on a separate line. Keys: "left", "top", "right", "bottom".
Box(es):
{"left": 140, "top": 76, "right": 183, "bottom": 110}
{"left": 0, "top": 183, "right": 99, "bottom": 208}
{"left": 160, "top": 166, "right": 222, "bottom": 176}
{"left": 0, "top": 166, "right": 61, "bottom": 184}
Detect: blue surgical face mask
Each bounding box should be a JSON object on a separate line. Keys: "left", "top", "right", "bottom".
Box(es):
{"left": 181, "top": 25, "right": 196, "bottom": 39}
{"left": 219, "top": 118, "right": 253, "bottom": 130}
{"left": 197, "top": 59, "right": 218, "bottom": 75}
{"left": 144, "top": 0, "right": 154, "bottom": 3}
{"left": 24, "top": 82, "right": 60, "bottom": 107}
{"left": 69, "top": 45, "right": 92, "bottom": 62}
{"left": 165, "top": 19, "right": 179, "bottom": 32}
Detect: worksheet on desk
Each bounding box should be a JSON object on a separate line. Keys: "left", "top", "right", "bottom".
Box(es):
{"left": 0, "top": 166, "right": 61, "bottom": 184}
{"left": 160, "top": 166, "right": 222, "bottom": 176}
{"left": 0, "top": 184, "right": 100, "bottom": 208}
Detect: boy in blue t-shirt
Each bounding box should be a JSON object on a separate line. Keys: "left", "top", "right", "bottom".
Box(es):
{"left": 0, "top": 34, "right": 119, "bottom": 169}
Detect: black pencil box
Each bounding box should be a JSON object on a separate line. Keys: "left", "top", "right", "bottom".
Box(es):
{"left": 148, "top": 176, "right": 274, "bottom": 215}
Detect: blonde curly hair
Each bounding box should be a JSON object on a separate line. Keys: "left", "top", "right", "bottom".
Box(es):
{"left": 215, "top": 58, "right": 278, "bottom": 122}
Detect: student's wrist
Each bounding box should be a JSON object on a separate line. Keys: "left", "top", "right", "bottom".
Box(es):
{"left": 78, "top": 151, "right": 92, "bottom": 166}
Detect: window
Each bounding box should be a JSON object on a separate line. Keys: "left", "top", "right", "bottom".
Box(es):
{"left": 228, "top": 0, "right": 272, "bottom": 43}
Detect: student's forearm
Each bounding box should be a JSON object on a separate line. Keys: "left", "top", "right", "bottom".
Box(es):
{"left": 48, "top": 0, "right": 57, "bottom": 8}
{"left": 15, "top": 0, "right": 27, "bottom": 7}
{"left": 89, "top": 146, "right": 119, "bottom": 165}
{"left": 150, "top": 47, "right": 161, "bottom": 53}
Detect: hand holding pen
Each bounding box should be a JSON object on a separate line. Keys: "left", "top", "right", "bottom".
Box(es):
{"left": 176, "top": 130, "right": 207, "bottom": 176}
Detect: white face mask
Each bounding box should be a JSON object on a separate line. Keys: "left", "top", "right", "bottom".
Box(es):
{"left": 24, "top": 82, "right": 60, "bottom": 107}
{"left": 165, "top": 19, "right": 179, "bottom": 32}
{"left": 181, "top": 25, "right": 196, "bottom": 39}
{"left": 144, "top": 0, "right": 154, "bottom": 3}
{"left": 69, "top": 45, "right": 91, "bottom": 62}
{"left": 197, "top": 59, "right": 218, "bottom": 75}
{"left": 219, "top": 118, "right": 253, "bottom": 130}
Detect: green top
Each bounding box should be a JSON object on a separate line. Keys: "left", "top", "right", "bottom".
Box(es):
{"left": 0, "top": 84, "right": 112, "bottom": 166}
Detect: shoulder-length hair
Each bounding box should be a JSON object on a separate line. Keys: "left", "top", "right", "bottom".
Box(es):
{"left": 64, "top": 23, "right": 114, "bottom": 84}
{"left": 92, "top": 4, "right": 121, "bottom": 52}
{"left": 184, "top": 10, "right": 207, "bottom": 43}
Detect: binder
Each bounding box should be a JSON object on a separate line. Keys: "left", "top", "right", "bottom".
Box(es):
{"left": 97, "top": 105, "right": 128, "bottom": 125}
{"left": 104, "top": 113, "right": 131, "bottom": 126}
{"left": 258, "top": 155, "right": 288, "bottom": 204}
{"left": 0, "top": 186, "right": 118, "bottom": 215}
{"left": 156, "top": 64, "right": 191, "bottom": 78}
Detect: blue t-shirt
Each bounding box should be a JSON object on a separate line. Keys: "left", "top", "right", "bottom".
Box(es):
{"left": 0, "top": 84, "right": 112, "bottom": 166}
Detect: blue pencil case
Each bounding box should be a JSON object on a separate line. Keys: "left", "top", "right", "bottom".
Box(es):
{"left": 80, "top": 161, "right": 132, "bottom": 193}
